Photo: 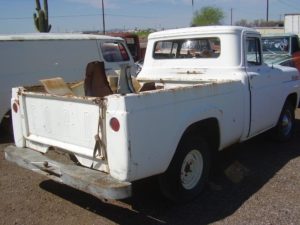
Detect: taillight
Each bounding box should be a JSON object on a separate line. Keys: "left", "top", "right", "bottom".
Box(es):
{"left": 110, "top": 117, "right": 120, "bottom": 132}
{"left": 12, "top": 101, "right": 19, "bottom": 113}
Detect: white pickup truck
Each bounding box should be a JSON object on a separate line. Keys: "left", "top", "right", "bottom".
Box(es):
{"left": 5, "top": 26, "right": 300, "bottom": 202}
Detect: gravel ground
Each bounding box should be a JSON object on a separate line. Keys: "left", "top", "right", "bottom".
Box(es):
{"left": 1, "top": 111, "right": 300, "bottom": 225}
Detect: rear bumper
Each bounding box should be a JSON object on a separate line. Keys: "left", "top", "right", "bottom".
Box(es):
{"left": 4, "top": 145, "right": 131, "bottom": 200}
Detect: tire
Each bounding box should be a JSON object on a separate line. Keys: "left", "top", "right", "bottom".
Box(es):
{"left": 272, "top": 101, "right": 295, "bottom": 142}
{"left": 0, "top": 111, "right": 13, "bottom": 143}
{"left": 158, "top": 137, "right": 211, "bottom": 203}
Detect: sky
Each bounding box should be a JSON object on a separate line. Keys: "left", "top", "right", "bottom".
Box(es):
{"left": 0, "top": 0, "right": 300, "bottom": 34}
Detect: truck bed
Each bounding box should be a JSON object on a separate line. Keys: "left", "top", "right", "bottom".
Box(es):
{"left": 13, "top": 76, "right": 242, "bottom": 179}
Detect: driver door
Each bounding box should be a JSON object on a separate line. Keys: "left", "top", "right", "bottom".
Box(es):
{"left": 246, "top": 35, "right": 283, "bottom": 137}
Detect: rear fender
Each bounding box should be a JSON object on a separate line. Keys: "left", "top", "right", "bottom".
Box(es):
{"left": 164, "top": 106, "right": 222, "bottom": 170}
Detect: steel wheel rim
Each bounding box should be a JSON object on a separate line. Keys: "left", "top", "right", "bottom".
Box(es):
{"left": 282, "top": 110, "right": 292, "bottom": 136}
{"left": 180, "top": 149, "right": 203, "bottom": 190}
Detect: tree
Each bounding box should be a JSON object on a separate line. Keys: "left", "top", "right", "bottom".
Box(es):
{"left": 191, "top": 6, "right": 224, "bottom": 26}
{"left": 235, "top": 19, "right": 283, "bottom": 27}
{"left": 235, "top": 19, "right": 248, "bottom": 27}
{"left": 33, "top": 0, "right": 51, "bottom": 32}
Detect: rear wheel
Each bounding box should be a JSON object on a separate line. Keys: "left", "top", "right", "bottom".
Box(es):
{"left": 159, "top": 137, "right": 211, "bottom": 202}
{"left": 272, "top": 101, "right": 295, "bottom": 142}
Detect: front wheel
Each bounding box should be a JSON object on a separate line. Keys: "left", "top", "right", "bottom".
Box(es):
{"left": 272, "top": 101, "right": 295, "bottom": 142}
{"left": 158, "top": 138, "right": 211, "bottom": 202}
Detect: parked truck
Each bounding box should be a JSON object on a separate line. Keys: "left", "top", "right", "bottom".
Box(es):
{"left": 5, "top": 26, "right": 300, "bottom": 202}
{"left": 0, "top": 33, "right": 135, "bottom": 142}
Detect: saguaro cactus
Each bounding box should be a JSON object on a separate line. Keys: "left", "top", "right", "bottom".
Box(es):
{"left": 33, "top": 0, "right": 51, "bottom": 32}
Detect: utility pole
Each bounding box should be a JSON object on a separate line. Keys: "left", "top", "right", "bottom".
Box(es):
{"left": 230, "top": 8, "right": 233, "bottom": 25}
{"left": 102, "top": 0, "right": 105, "bottom": 34}
{"left": 266, "top": 0, "right": 269, "bottom": 22}
{"left": 192, "top": 0, "right": 194, "bottom": 14}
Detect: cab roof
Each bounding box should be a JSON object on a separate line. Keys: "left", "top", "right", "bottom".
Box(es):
{"left": 149, "top": 26, "right": 258, "bottom": 39}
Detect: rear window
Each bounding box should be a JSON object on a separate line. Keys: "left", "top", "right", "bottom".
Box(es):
{"left": 153, "top": 37, "right": 220, "bottom": 59}
{"left": 100, "top": 42, "right": 130, "bottom": 62}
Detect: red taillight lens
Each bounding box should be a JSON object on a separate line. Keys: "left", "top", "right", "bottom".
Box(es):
{"left": 110, "top": 118, "right": 120, "bottom": 132}
{"left": 13, "top": 101, "right": 19, "bottom": 113}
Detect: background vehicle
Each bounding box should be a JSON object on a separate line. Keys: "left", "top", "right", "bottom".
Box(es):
{"left": 0, "top": 33, "right": 135, "bottom": 141}
{"left": 107, "top": 32, "right": 146, "bottom": 62}
{"left": 262, "top": 34, "right": 300, "bottom": 71}
{"left": 285, "top": 14, "right": 300, "bottom": 35}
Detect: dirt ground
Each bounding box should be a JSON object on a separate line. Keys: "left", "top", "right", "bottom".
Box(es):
{"left": 1, "top": 111, "right": 300, "bottom": 225}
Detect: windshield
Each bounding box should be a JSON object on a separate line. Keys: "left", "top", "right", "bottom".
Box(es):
{"left": 262, "top": 37, "right": 290, "bottom": 54}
